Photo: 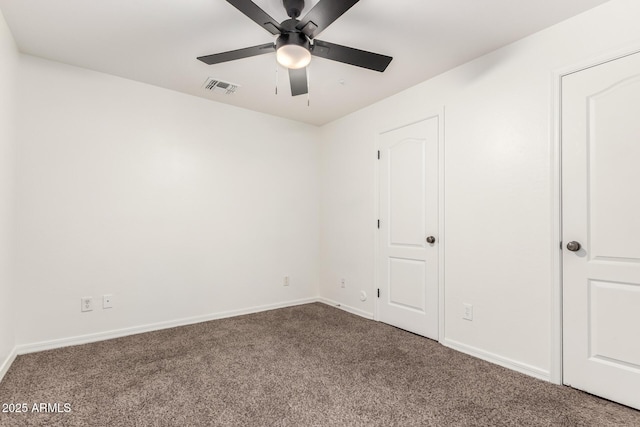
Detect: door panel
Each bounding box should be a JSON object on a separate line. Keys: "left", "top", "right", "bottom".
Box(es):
{"left": 389, "top": 257, "right": 426, "bottom": 311}
{"left": 589, "top": 280, "right": 640, "bottom": 368}
{"left": 378, "top": 117, "right": 439, "bottom": 339}
{"left": 562, "top": 52, "right": 640, "bottom": 410}
{"left": 588, "top": 78, "right": 640, "bottom": 262}
{"left": 389, "top": 139, "right": 426, "bottom": 247}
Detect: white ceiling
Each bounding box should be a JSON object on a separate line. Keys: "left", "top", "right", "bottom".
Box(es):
{"left": 0, "top": 0, "right": 610, "bottom": 125}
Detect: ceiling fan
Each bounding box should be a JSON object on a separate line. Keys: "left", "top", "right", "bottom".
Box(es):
{"left": 197, "top": 0, "right": 393, "bottom": 96}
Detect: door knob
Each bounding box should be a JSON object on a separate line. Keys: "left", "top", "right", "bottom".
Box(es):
{"left": 426, "top": 236, "right": 436, "bottom": 244}
{"left": 566, "top": 241, "right": 581, "bottom": 252}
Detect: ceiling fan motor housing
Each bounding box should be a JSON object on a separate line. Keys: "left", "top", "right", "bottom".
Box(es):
{"left": 283, "top": 0, "right": 305, "bottom": 18}
{"left": 276, "top": 31, "right": 310, "bottom": 53}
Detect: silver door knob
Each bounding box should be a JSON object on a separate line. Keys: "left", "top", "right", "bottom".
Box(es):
{"left": 426, "top": 236, "right": 436, "bottom": 244}
{"left": 566, "top": 241, "right": 581, "bottom": 252}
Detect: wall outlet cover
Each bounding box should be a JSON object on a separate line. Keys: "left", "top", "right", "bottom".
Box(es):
{"left": 103, "top": 294, "right": 113, "bottom": 309}
{"left": 81, "top": 297, "right": 93, "bottom": 312}
{"left": 463, "top": 303, "right": 473, "bottom": 321}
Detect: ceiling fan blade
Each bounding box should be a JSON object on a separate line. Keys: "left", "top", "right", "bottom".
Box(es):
{"left": 295, "top": 0, "right": 359, "bottom": 39}
{"left": 289, "top": 68, "right": 308, "bottom": 96}
{"left": 226, "top": 0, "right": 283, "bottom": 35}
{"left": 311, "top": 40, "right": 392, "bottom": 72}
{"left": 197, "top": 43, "right": 275, "bottom": 65}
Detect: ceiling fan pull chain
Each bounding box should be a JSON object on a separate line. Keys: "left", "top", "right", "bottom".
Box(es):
{"left": 275, "top": 62, "right": 279, "bottom": 95}
{"left": 307, "top": 66, "right": 310, "bottom": 107}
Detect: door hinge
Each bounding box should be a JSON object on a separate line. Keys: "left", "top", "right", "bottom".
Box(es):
{"left": 377, "top": 219, "right": 380, "bottom": 229}
{"left": 377, "top": 288, "right": 380, "bottom": 298}
{"left": 377, "top": 150, "right": 380, "bottom": 160}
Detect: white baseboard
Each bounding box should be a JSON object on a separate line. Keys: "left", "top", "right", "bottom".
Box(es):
{"left": 16, "top": 297, "right": 318, "bottom": 356}
{"left": 443, "top": 338, "right": 550, "bottom": 381}
{"left": 0, "top": 346, "right": 17, "bottom": 384}
{"left": 317, "top": 297, "right": 374, "bottom": 320}
{"left": 6, "top": 299, "right": 550, "bottom": 388}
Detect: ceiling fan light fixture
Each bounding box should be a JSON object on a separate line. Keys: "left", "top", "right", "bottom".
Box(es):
{"left": 277, "top": 44, "right": 311, "bottom": 69}
{"left": 276, "top": 33, "right": 311, "bottom": 69}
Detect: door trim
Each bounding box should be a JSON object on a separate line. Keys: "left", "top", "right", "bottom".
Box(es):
{"left": 373, "top": 109, "right": 446, "bottom": 343}
{"left": 551, "top": 43, "right": 640, "bottom": 385}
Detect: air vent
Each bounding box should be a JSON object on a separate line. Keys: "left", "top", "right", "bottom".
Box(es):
{"left": 202, "top": 77, "right": 240, "bottom": 95}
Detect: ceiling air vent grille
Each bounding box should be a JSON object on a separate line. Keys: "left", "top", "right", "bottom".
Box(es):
{"left": 202, "top": 77, "right": 240, "bottom": 95}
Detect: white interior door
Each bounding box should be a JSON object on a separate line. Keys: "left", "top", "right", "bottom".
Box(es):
{"left": 562, "top": 51, "right": 640, "bottom": 410}
{"left": 378, "top": 117, "right": 439, "bottom": 339}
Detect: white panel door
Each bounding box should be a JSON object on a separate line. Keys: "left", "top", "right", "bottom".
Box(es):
{"left": 562, "top": 52, "right": 640, "bottom": 410}
{"left": 378, "top": 117, "right": 439, "bottom": 339}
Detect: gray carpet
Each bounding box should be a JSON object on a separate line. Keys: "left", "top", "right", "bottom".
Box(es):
{"left": 0, "top": 303, "right": 638, "bottom": 426}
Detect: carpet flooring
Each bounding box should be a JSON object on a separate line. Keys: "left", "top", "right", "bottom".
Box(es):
{"left": 0, "top": 303, "right": 638, "bottom": 426}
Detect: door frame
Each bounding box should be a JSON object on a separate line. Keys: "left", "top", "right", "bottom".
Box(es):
{"left": 551, "top": 43, "right": 640, "bottom": 385}
{"left": 373, "top": 110, "right": 446, "bottom": 343}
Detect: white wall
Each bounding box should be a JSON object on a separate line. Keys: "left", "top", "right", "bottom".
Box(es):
{"left": 318, "top": 0, "right": 640, "bottom": 379}
{"left": 13, "top": 56, "right": 320, "bottom": 346}
{"left": 0, "top": 9, "right": 18, "bottom": 375}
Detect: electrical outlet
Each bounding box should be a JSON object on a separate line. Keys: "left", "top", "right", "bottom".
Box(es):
{"left": 81, "top": 297, "right": 93, "bottom": 312}
{"left": 283, "top": 275, "right": 290, "bottom": 286}
{"left": 463, "top": 303, "right": 473, "bottom": 321}
{"left": 103, "top": 294, "right": 113, "bottom": 309}
{"left": 340, "top": 278, "right": 346, "bottom": 288}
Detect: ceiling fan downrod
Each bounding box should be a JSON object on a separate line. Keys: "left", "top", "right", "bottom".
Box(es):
{"left": 283, "top": 0, "right": 305, "bottom": 19}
